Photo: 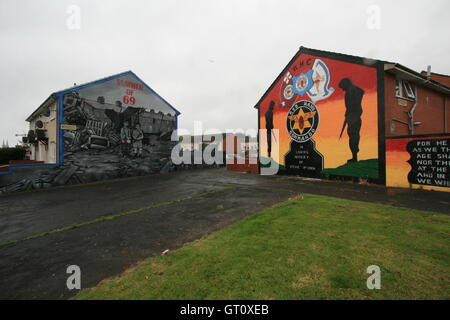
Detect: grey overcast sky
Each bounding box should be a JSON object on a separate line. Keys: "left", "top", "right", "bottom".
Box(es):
{"left": 0, "top": 0, "right": 449, "bottom": 145}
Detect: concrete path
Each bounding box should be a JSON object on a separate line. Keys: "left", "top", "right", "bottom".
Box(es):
{"left": 0, "top": 168, "right": 448, "bottom": 299}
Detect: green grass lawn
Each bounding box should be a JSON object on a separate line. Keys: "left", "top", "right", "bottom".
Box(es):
{"left": 75, "top": 194, "right": 450, "bottom": 300}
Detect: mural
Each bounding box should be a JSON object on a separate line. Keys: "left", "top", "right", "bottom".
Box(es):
{"left": 259, "top": 53, "right": 380, "bottom": 179}
{"left": 386, "top": 135, "right": 450, "bottom": 192}
{"left": 0, "top": 73, "right": 179, "bottom": 194}
{"left": 60, "top": 74, "right": 178, "bottom": 184}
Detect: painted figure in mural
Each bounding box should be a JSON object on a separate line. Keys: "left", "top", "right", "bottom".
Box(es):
{"left": 120, "top": 120, "right": 132, "bottom": 156}
{"left": 265, "top": 101, "right": 275, "bottom": 157}
{"left": 338, "top": 78, "right": 365, "bottom": 163}
{"left": 132, "top": 123, "right": 144, "bottom": 158}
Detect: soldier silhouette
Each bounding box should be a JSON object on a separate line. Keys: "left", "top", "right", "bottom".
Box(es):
{"left": 265, "top": 101, "right": 274, "bottom": 157}
{"left": 120, "top": 120, "right": 132, "bottom": 157}
{"left": 338, "top": 78, "right": 364, "bottom": 163}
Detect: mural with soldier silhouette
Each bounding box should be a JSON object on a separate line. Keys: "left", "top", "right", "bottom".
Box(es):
{"left": 338, "top": 78, "right": 364, "bottom": 163}
{"left": 258, "top": 48, "right": 380, "bottom": 180}
{"left": 265, "top": 101, "right": 274, "bottom": 157}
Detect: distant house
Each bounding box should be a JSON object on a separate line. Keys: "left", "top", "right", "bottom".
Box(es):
{"left": 179, "top": 133, "right": 256, "bottom": 155}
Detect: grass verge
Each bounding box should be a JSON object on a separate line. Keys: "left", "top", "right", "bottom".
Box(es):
{"left": 75, "top": 193, "right": 450, "bottom": 300}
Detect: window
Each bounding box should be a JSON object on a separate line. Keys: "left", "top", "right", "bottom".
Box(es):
{"left": 395, "top": 79, "right": 416, "bottom": 100}
{"left": 49, "top": 108, "right": 56, "bottom": 121}
{"left": 50, "top": 142, "right": 56, "bottom": 163}
{"left": 403, "top": 81, "right": 415, "bottom": 99}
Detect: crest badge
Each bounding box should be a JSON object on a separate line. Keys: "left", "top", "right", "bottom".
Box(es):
{"left": 307, "top": 59, "right": 335, "bottom": 103}
{"left": 292, "top": 70, "right": 314, "bottom": 95}
{"left": 286, "top": 100, "right": 320, "bottom": 143}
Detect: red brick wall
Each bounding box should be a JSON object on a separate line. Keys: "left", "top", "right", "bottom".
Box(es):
{"left": 384, "top": 73, "right": 449, "bottom": 137}
{"left": 226, "top": 157, "right": 259, "bottom": 174}
{"left": 414, "top": 86, "right": 447, "bottom": 135}
{"left": 384, "top": 73, "right": 412, "bottom": 136}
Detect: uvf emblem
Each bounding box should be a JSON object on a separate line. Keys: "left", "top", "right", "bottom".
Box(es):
{"left": 287, "top": 100, "right": 319, "bottom": 143}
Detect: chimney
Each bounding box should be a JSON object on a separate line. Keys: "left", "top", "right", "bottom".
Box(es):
{"left": 426, "top": 65, "right": 431, "bottom": 80}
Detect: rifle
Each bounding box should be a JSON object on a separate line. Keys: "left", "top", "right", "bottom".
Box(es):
{"left": 271, "top": 129, "right": 277, "bottom": 143}
{"left": 339, "top": 119, "right": 347, "bottom": 140}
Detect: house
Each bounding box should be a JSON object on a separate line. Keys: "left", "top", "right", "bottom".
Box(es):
{"left": 1, "top": 71, "right": 181, "bottom": 193}
{"left": 179, "top": 133, "right": 251, "bottom": 154}
{"left": 255, "top": 46, "right": 449, "bottom": 192}
{"left": 26, "top": 94, "right": 59, "bottom": 163}
{"left": 25, "top": 70, "right": 179, "bottom": 164}
{"left": 177, "top": 133, "right": 258, "bottom": 172}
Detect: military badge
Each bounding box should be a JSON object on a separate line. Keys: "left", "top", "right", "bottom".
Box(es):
{"left": 286, "top": 100, "right": 319, "bottom": 143}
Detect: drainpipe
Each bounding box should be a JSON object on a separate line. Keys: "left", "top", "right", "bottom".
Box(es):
{"left": 407, "top": 85, "right": 418, "bottom": 135}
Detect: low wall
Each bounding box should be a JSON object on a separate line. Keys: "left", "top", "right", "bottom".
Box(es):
{"left": 226, "top": 156, "right": 259, "bottom": 174}
{"left": 0, "top": 155, "right": 224, "bottom": 195}
{"left": 386, "top": 134, "right": 449, "bottom": 192}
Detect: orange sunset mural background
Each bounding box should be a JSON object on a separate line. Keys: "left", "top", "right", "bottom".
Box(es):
{"left": 259, "top": 53, "right": 379, "bottom": 178}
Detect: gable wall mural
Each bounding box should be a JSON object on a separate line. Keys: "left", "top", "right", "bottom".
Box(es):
{"left": 0, "top": 73, "right": 179, "bottom": 193}
{"left": 259, "top": 52, "right": 381, "bottom": 180}
{"left": 60, "top": 74, "right": 178, "bottom": 185}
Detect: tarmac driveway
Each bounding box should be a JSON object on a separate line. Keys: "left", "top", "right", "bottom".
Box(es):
{"left": 0, "top": 168, "right": 448, "bottom": 299}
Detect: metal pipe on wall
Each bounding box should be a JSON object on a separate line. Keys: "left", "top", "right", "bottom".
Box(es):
{"left": 408, "top": 85, "right": 418, "bottom": 135}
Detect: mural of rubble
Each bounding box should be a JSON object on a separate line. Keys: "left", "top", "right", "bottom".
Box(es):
{"left": 60, "top": 90, "right": 177, "bottom": 183}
